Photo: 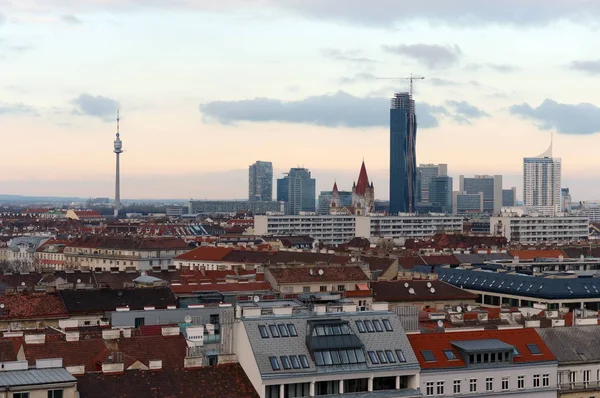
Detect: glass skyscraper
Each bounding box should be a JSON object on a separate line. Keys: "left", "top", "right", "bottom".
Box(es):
{"left": 523, "top": 142, "right": 561, "bottom": 216}
{"left": 389, "top": 92, "right": 417, "bottom": 214}
{"left": 277, "top": 168, "right": 316, "bottom": 215}
{"left": 248, "top": 161, "right": 273, "bottom": 201}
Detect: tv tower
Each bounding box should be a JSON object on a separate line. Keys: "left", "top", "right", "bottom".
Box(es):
{"left": 113, "top": 110, "right": 123, "bottom": 217}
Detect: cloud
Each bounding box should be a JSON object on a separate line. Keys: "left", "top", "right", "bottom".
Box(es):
{"left": 0, "top": 102, "right": 37, "bottom": 116}
{"left": 447, "top": 100, "right": 490, "bottom": 119}
{"left": 429, "top": 78, "right": 459, "bottom": 86}
{"left": 10, "top": 1, "right": 600, "bottom": 27}
{"left": 467, "top": 63, "right": 520, "bottom": 73}
{"left": 321, "top": 48, "right": 375, "bottom": 64}
{"left": 0, "top": 13, "right": 5, "bottom": 25}
{"left": 510, "top": 99, "right": 600, "bottom": 135}
{"left": 61, "top": 14, "right": 82, "bottom": 24}
{"left": 71, "top": 94, "right": 119, "bottom": 121}
{"left": 383, "top": 44, "right": 462, "bottom": 69}
{"left": 339, "top": 72, "right": 377, "bottom": 84}
{"left": 200, "top": 91, "right": 446, "bottom": 129}
{"left": 570, "top": 60, "right": 600, "bottom": 75}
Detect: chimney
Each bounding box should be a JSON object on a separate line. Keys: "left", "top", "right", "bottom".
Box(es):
{"left": 149, "top": 359, "right": 162, "bottom": 370}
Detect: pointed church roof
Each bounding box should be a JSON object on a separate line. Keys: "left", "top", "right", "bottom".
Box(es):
{"left": 355, "top": 161, "right": 370, "bottom": 196}
{"left": 332, "top": 182, "right": 339, "bottom": 193}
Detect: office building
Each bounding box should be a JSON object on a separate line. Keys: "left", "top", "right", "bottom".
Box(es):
{"left": 490, "top": 214, "right": 588, "bottom": 244}
{"left": 249, "top": 161, "right": 273, "bottom": 202}
{"left": 390, "top": 93, "right": 417, "bottom": 214}
{"left": 188, "top": 200, "right": 284, "bottom": 215}
{"left": 561, "top": 188, "right": 572, "bottom": 212}
{"left": 416, "top": 163, "right": 448, "bottom": 203}
{"left": 277, "top": 168, "right": 316, "bottom": 215}
{"left": 502, "top": 188, "right": 517, "bottom": 207}
{"left": 317, "top": 189, "right": 352, "bottom": 215}
{"left": 459, "top": 175, "right": 502, "bottom": 215}
{"left": 581, "top": 202, "right": 600, "bottom": 222}
{"left": 524, "top": 141, "right": 561, "bottom": 216}
{"left": 254, "top": 214, "right": 463, "bottom": 245}
{"left": 453, "top": 192, "right": 484, "bottom": 215}
{"left": 428, "top": 176, "right": 453, "bottom": 213}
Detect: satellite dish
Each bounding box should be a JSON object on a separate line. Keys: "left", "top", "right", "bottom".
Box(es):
{"left": 253, "top": 295, "right": 260, "bottom": 303}
{"left": 427, "top": 282, "right": 432, "bottom": 288}
{"left": 184, "top": 315, "right": 192, "bottom": 324}
{"left": 351, "top": 258, "right": 356, "bottom": 262}
{"left": 409, "top": 288, "right": 415, "bottom": 295}
{"left": 318, "top": 269, "right": 324, "bottom": 276}
{"left": 430, "top": 288, "right": 436, "bottom": 294}
{"left": 141, "top": 271, "right": 147, "bottom": 276}
{"left": 456, "top": 306, "right": 463, "bottom": 313}
{"left": 404, "top": 283, "right": 409, "bottom": 288}
{"left": 437, "top": 320, "right": 444, "bottom": 328}
{"left": 21, "top": 282, "right": 25, "bottom": 286}
{"left": 77, "top": 279, "right": 82, "bottom": 284}
{"left": 0, "top": 304, "right": 4, "bottom": 309}
{"left": 467, "top": 305, "right": 472, "bottom": 312}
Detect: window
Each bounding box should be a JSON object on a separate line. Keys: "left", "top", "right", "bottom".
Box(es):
{"left": 518, "top": 375, "right": 525, "bottom": 390}
{"left": 287, "top": 324, "right": 298, "bottom": 337}
{"left": 385, "top": 350, "right": 396, "bottom": 363}
{"left": 486, "top": 377, "right": 493, "bottom": 392}
{"left": 280, "top": 356, "right": 291, "bottom": 370}
{"left": 322, "top": 350, "right": 333, "bottom": 365}
{"left": 314, "top": 351, "right": 324, "bottom": 366}
{"left": 320, "top": 286, "right": 328, "bottom": 292}
{"left": 134, "top": 317, "right": 145, "bottom": 328}
{"left": 501, "top": 377, "right": 509, "bottom": 391}
{"left": 470, "top": 378, "right": 477, "bottom": 392}
{"left": 331, "top": 350, "right": 340, "bottom": 365}
{"left": 337, "top": 285, "right": 345, "bottom": 292}
{"left": 542, "top": 374, "right": 549, "bottom": 387}
{"left": 364, "top": 320, "right": 375, "bottom": 332}
{"left": 382, "top": 319, "right": 393, "bottom": 331}
{"left": 583, "top": 370, "right": 590, "bottom": 387}
{"left": 443, "top": 349, "right": 457, "bottom": 360}
{"left": 303, "top": 286, "right": 310, "bottom": 293}
{"left": 278, "top": 324, "right": 289, "bottom": 337}
{"left": 421, "top": 350, "right": 436, "bottom": 362}
{"left": 376, "top": 351, "right": 388, "bottom": 364}
{"left": 269, "top": 356, "right": 280, "bottom": 371}
{"left": 513, "top": 348, "right": 520, "bottom": 356}
{"left": 396, "top": 349, "right": 406, "bottom": 363}
{"left": 290, "top": 355, "right": 300, "bottom": 369}
{"left": 339, "top": 349, "right": 349, "bottom": 364}
{"left": 527, "top": 344, "right": 542, "bottom": 355}
{"left": 299, "top": 355, "right": 310, "bottom": 368}
{"left": 355, "top": 349, "right": 366, "bottom": 363}
{"left": 209, "top": 314, "right": 219, "bottom": 325}
{"left": 373, "top": 320, "right": 383, "bottom": 332}
{"left": 426, "top": 381, "right": 434, "bottom": 396}
{"left": 258, "top": 325, "right": 269, "bottom": 338}
{"left": 368, "top": 351, "right": 379, "bottom": 364}
{"left": 453, "top": 380, "right": 461, "bottom": 394}
{"left": 269, "top": 325, "right": 280, "bottom": 337}
{"left": 356, "top": 320, "right": 366, "bottom": 333}
{"left": 14, "top": 394, "right": 29, "bottom": 398}
{"left": 436, "top": 381, "right": 444, "bottom": 395}
{"left": 533, "top": 374, "right": 540, "bottom": 388}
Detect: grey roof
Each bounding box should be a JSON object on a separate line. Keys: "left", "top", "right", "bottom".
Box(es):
{"left": 243, "top": 311, "right": 420, "bottom": 380}
{"left": 8, "top": 237, "right": 48, "bottom": 253}
{"left": 133, "top": 275, "right": 164, "bottom": 284}
{"left": 537, "top": 326, "right": 600, "bottom": 364}
{"left": 454, "top": 253, "right": 512, "bottom": 263}
{"left": 0, "top": 368, "right": 76, "bottom": 389}
{"left": 415, "top": 265, "right": 600, "bottom": 300}
{"left": 451, "top": 339, "right": 515, "bottom": 353}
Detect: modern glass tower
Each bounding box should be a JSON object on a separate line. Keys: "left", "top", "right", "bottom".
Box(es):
{"left": 277, "top": 168, "right": 316, "bottom": 215}
{"left": 523, "top": 140, "right": 561, "bottom": 216}
{"left": 248, "top": 161, "right": 273, "bottom": 201}
{"left": 389, "top": 92, "right": 417, "bottom": 214}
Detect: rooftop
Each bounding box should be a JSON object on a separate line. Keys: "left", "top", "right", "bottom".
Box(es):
{"left": 268, "top": 266, "right": 369, "bottom": 284}
{"left": 371, "top": 280, "right": 478, "bottom": 302}
{"left": 59, "top": 287, "right": 177, "bottom": 313}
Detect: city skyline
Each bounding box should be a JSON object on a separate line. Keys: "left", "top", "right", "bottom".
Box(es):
{"left": 2, "top": 2, "right": 600, "bottom": 200}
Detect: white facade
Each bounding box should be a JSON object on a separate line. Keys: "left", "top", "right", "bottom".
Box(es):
{"left": 523, "top": 143, "right": 561, "bottom": 217}
{"left": 490, "top": 215, "right": 589, "bottom": 244}
{"left": 254, "top": 215, "right": 463, "bottom": 245}
{"left": 580, "top": 203, "right": 600, "bottom": 223}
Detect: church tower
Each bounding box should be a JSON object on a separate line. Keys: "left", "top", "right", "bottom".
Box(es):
{"left": 352, "top": 161, "right": 375, "bottom": 215}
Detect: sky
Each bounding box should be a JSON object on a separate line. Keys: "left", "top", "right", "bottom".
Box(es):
{"left": 2, "top": 1, "right": 600, "bottom": 201}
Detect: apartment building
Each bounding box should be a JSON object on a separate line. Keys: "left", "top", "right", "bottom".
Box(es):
{"left": 234, "top": 300, "right": 421, "bottom": 398}
{"left": 490, "top": 215, "right": 589, "bottom": 244}
{"left": 408, "top": 328, "right": 558, "bottom": 397}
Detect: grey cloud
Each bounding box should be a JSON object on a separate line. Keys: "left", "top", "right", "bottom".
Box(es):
{"left": 71, "top": 94, "right": 119, "bottom": 121}
{"left": 0, "top": 13, "right": 5, "bottom": 25}
{"left": 510, "top": 99, "right": 600, "bottom": 135}
{"left": 0, "top": 102, "right": 37, "bottom": 116}
{"left": 321, "top": 48, "right": 375, "bottom": 64}
{"left": 447, "top": 100, "right": 490, "bottom": 119}
{"left": 339, "top": 72, "right": 377, "bottom": 84}
{"left": 570, "top": 60, "right": 600, "bottom": 75}
{"left": 200, "top": 91, "right": 445, "bottom": 129}
{"left": 467, "top": 63, "right": 520, "bottom": 73}
{"left": 383, "top": 44, "right": 461, "bottom": 69}
{"left": 429, "top": 78, "right": 459, "bottom": 86}
{"left": 61, "top": 15, "right": 83, "bottom": 24}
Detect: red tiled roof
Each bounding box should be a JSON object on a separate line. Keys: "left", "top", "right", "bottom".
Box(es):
{"left": 354, "top": 161, "right": 370, "bottom": 196}
{"left": 397, "top": 256, "right": 427, "bottom": 270}
{"left": 268, "top": 266, "right": 369, "bottom": 284}
{"left": 509, "top": 249, "right": 566, "bottom": 260}
{"left": 372, "top": 280, "right": 477, "bottom": 302}
{"left": 408, "top": 328, "right": 555, "bottom": 370}
{"left": 170, "top": 281, "right": 271, "bottom": 295}
{"left": 0, "top": 292, "right": 68, "bottom": 320}
{"left": 74, "top": 211, "right": 103, "bottom": 218}
{"left": 76, "top": 364, "right": 259, "bottom": 398}
{"left": 174, "top": 246, "right": 233, "bottom": 262}
{"left": 68, "top": 236, "right": 189, "bottom": 250}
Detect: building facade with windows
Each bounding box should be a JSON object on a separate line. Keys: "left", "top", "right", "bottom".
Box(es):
{"left": 524, "top": 142, "right": 561, "bottom": 216}
{"left": 249, "top": 161, "right": 274, "bottom": 202}
{"left": 459, "top": 175, "right": 503, "bottom": 215}
{"left": 408, "top": 328, "right": 558, "bottom": 397}
{"left": 490, "top": 215, "right": 589, "bottom": 244}
{"left": 234, "top": 300, "right": 421, "bottom": 398}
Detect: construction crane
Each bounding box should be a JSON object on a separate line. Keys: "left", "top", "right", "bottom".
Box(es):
{"left": 376, "top": 74, "right": 425, "bottom": 214}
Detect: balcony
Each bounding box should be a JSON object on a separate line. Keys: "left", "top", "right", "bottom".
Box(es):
{"left": 558, "top": 381, "right": 600, "bottom": 394}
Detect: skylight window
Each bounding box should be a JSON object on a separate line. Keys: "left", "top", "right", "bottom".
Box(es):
{"left": 396, "top": 350, "right": 407, "bottom": 363}
{"left": 314, "top": 351, "right": 324, "bottom": 366}
{"left": 527, "top": 344, "right": 542, "bottom": 355}
{"left": 322, "top": 350, "right": 333, "bottom": 365}
{"left": 364, "top": 320, "right": 375, "bottom": 332}
{"left": 385, "top": 350, "right": 396, "bottom": 363}
{"left": 340, "top": 324, "right": 351, "bottom": 335}
{"left": 258, "top": 325, "right": 269, "bottom": 338}
{"left": 281, "top": 356, "right": 291, "bottom": 370}
{"left": 269, "top": 356, "right": 280, "bottom": 371}
{"left": 373, "top": 320, "right": 383, "bottom": 332}
{"left": 290, "top": 355, "right": 300, "bottom": 369}
{"left": 278, "top": 324, "right": 289, "bottom": 337}
{"left": 287, "top": 324, "right": 298, "bottom": 336}
{"left": 382, "top": 319, "right": 393, "bottom": 332}
{"left": 331, "top": 350, "right": 341, "bottom": 365}
{"left": 269, "top": 325, "right": 280, "bottom": 337}
{"left": 513, "top": 348, "right": 520, "bottom": 356}
{"left": 421, "top": 350, "right": 436, "bottom": 362}
{"left": 444, "top": 349, "right": 457, "bottom": 360}
{"left": 339, "top": 349, "right": 349, "bottom": 364}
{"left": 356, "top": 320, "right": 366, "bottom": 333}
{"left": 368, "top": 351, "right": 379, "bottom": 364}
{"left": 299, "top": 355, "right": 310, "bottom": 368}
{"left": 377, "top": 351, "right": 388, "bottom": 364}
